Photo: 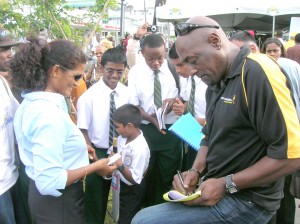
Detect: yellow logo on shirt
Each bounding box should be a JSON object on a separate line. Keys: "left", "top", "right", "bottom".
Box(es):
{"left": 221, "top": 95, "right": 236, "bottom": 104}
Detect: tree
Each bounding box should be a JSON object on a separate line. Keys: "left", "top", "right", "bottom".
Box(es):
{"left": 0, "top": 0, "right": 118, "bottom": 47}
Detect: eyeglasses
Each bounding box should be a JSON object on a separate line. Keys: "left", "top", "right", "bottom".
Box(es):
{"left": 175, "top": 23, "right": 220, "bottom": 37}
{"left": 59, "top": 65, "right": 83, "bottom": 81}
{"left": 104, "top": 68, "right": 124, "bottom": 76}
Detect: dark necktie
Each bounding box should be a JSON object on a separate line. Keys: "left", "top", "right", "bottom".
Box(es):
{"left": 109, "top": 91, "right": 116, "bottom": 147}
{"left": 187, "top": 76, "right": 196, "bottom": 116}
{"left": 154, "top": 70, "right": 162, "bottom": 108}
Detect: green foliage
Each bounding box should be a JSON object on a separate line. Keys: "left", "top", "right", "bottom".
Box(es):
{"left": 0, "top": 0, "right": 118, "bottom": 47}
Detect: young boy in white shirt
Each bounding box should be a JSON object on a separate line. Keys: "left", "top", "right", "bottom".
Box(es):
{"left": 112, "top": 104, "right": 150, "bottom": 224}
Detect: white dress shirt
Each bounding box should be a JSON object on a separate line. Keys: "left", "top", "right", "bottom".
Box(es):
{"left": 116, "top": 132, "right": 150, "bottom": 186}
{"left": 77, "top": 79, "right": 129, "bottom": 148}
{"left": 128, "top": 59, "right": 179, "bottom": 124}
{"left": 182, "top": 76, "right": 207, "bottom": 119}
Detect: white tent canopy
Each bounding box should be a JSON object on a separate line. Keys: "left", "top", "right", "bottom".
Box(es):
{"left": 156, "top": 0, "right": 300, "bottom": 32}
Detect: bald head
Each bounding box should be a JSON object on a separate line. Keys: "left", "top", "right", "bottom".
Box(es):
{"left": 175, "top": 16, "right": 240, "bottom": 86}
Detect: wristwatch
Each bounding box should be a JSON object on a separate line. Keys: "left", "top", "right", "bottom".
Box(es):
{"left": 225, "top": 174, "right": 238, "bottom": 194}
{"left": 117, "top": 164, "right": 125, "bottom": 173}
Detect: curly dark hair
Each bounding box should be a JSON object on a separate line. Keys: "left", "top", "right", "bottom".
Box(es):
{"left": 10, "top": 38, "right": 86, "bottom": 90}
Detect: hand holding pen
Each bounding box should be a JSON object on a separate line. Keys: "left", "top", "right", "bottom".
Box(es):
{"left": 177, "top": 170, "right": 188, "bottom": 195}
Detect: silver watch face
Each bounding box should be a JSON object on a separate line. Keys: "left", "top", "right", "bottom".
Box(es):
{"left": 227, "top": 186, "right": 238, "bottom": 194}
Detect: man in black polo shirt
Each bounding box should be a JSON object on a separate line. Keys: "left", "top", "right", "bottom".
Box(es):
{"left": 132, "top": 16, "right": 300, "bottom": 224}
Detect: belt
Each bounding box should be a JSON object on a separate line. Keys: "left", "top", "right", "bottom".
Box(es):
{"left": 91, "top": 143, "right": 108, "bottom": 151}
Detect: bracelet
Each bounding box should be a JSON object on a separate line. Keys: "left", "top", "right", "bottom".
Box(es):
{"left": 188, "top": 169, "right": 201, "bottom": 177}
{"left": 82, "top": 166, "right": 88, "bottom": 182}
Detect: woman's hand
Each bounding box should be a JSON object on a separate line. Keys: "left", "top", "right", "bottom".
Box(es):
{"left": 94, "top": 158, "right": 117, "bottom": 176}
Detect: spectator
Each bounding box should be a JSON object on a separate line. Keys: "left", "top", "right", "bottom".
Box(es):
{"left": 132, "top": 16, "right": 300, "bottom": 224}
{"left": 112, "top": 104, "right": 150, "bottom": 224}
{"left": 10, "top": 38, "right": 116, "bottom": 223}
{"left": 287, "top": 33, "right": 300, "bottom": 64}
{"left": 77, "top": 47, "right": 129, "bottom": 224}
{"left": 0, "top": 30, "right": 30, "bottom": 224}
{"left": 85, "top": 44, "right": 108, "bottom": 87}
{"left": 262, "top": 37, "right": 300, "bottom": 224}
{"left": 169, "top": 42, "right": 207, "bottom": 171}
{"left": 229, "top": 31, "right": 259, "bottom": 53}
{"left": 128, "top": 33, "right": 182, "bottom": 207}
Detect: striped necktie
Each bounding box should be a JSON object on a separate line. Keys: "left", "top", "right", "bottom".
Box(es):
{"left": 187, "top": 76, "right": 196, "bottom": 116}
{"left": 109, "top": 91, "right": 116, "bottom": 147}
{"left": 153, "top": 70, "right": 162, "bottom": 108}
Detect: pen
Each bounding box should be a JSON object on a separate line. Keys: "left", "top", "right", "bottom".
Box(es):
{"left": 177, "top": 170, "right": 187, "bottom": 195}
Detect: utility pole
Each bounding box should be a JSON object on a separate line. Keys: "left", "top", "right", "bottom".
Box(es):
{"left": 120, "top": 0, "right": 125, "bottom": 37}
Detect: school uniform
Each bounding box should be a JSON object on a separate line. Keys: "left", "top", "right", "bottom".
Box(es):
{"left": 116, "top": 132, "right": 150, "bottom": 224}
{"left": 77, "top": 79, "right": 129, "bottom": 224}
{"left": 128, "top": 59, "right": 182, "bottom": 206}
{"left": 181, "top": 76, "right": 207, "bottom": 170}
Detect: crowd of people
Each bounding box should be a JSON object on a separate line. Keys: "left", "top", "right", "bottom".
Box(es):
{"left": 1, "top": 15, "right": 300, "bottom": 224}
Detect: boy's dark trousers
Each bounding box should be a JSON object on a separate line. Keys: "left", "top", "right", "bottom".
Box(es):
{"left": 119, "top": 180, "right": 146, "bottom": 224}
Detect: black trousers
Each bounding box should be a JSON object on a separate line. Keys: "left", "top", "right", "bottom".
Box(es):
{"left": 140, "top": 123, "right": 182, "bottom": 207}
{"left": 119, "top": 180, "right": 146, "bottom": 224}
{"left": 85, "top": 147, "right": 111, "bottom": 224}
{"left": 29, "top": 180, "right": 85, "bottom": 224}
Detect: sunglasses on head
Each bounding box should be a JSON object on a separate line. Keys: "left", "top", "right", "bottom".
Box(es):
{"left": 175, "top": 23, "right": 220, "bottom": 37}
{"left": 59, "top": 65, "right": 83, "bottom": 81}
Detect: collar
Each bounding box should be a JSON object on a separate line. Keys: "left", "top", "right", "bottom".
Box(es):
{"left": 99, "top": 78, "right": 122, "bottom": 97}
{"left": 119, "top": 131, "right": 143, "bottom": 149}
{"left": 208, "top": 46, "right": 251, "bottom": 93}
{"left": 22, "top": 91, "right": 68, "bottom": 112}
{"left": 225, "top": 46, "right": 251, "bottom": 80}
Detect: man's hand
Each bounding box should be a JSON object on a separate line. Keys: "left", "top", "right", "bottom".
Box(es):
{"left": 173, "top": 98, "right": 185, "bottom": 116}
{"left": 184, "top": 178, "right": 226, "bottom": 207}
{"left": 173, "top": 171, "right": 199, "bottom": 195}
{"left": 163, "top": 98, "right": 176, "bottom": 114}
{"left": 136, "top": 23, "right": 151, "bottom": 39}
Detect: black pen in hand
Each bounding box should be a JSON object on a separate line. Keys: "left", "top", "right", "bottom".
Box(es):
{"left": 177, "top": 170, "right": 187, "bottom": 196}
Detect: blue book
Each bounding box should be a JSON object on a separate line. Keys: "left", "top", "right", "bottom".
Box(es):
{"left": 168, "top": 113, "right": 204, "bottom": 151}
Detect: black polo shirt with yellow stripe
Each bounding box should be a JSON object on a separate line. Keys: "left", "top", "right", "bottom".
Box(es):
{"left": 201, "top": 47, "right": 300, "bottom": 212}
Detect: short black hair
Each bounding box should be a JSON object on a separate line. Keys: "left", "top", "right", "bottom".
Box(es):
{"left": 168, "top": 42, "right": 179, "bottom": 60}
{"left": 295, "top": 33, "right": 300, "bottom": 44}
{"left": 101, "top": 47, "right": 127, "bottom": 67}
{"left": 229, "top": 31, "right": 256, "bottom": 43}
{"left": 113, "top": 104, "right": 142, "bottom": 127}
{"left": 140, "top": 33, "right": 164, "bottom": 50}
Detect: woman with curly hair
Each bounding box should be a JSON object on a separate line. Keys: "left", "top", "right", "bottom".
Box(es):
{"left": 10, "top": 38, "right": 117, "bottom": 224}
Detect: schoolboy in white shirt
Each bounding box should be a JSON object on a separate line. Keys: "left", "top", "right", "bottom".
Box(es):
{"left": 112, "top": 104, "right": 150, "bottom": 224}
{"left": 77, "top": 47, "right": 129, "bottom": 224}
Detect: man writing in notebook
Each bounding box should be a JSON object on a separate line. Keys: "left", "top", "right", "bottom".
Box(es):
{"left": 132, "top": 16, "right": 300, "bottom": 224}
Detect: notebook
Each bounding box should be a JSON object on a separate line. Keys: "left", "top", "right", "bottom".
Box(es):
{"left": 153, "top": 102, "right": 169, "bottom": 130}
{"left": 163, "top": 190, "right": 201, "bottom": 202}
{"left": 168, "top": 113, "right": 204, "bottom": 151}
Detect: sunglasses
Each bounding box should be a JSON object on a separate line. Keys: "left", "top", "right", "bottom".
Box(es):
{"left": 59, "top": 65, "right": 83, "bottom": 81}
{"left": 175, "top": 23, "right": 220, "bottom": 37}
